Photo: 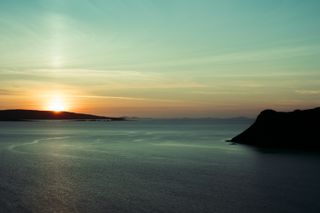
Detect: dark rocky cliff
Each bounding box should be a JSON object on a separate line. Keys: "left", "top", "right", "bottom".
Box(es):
{"left": 230, "top": 107, "right": 320, "bottom": 149}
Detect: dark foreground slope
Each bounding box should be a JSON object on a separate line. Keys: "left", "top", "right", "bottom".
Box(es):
{"left": 230, "top": 107, "right": 320, "bottom": 149}
{"left": 0, "top": 109, "right": 126, "bottom": 121}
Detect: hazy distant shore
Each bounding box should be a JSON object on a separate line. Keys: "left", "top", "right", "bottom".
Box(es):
{"left": 0, "top": 109, "right": 126, "bottom": 121}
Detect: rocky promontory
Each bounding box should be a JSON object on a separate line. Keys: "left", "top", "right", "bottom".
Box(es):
{"left": 230, "top": 107, "right": 320, "bottom": 149}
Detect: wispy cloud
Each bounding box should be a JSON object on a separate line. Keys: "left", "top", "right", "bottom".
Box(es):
{"left": 295, "top": 90, "right": 320, "bottom": 95}
{"left": 0, "top": 68, "right": 207, "bottom": 89}
{"left": 0, "top": 89, "right": 21, "bottom": 96}
{"left": 73, "top": 95, "right": 148, "bottom": 101}
{"left": 70, "top": 95, "right": 191, "bottom": 104}
{"left": 106, "top": 44, "right": 320, "bottom": 69}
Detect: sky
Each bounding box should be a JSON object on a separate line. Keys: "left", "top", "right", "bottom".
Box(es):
{"left": 0, "top": 0, "right": 320, "bottom": 117}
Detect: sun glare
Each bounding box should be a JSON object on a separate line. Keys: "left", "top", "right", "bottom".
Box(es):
{"left": 47, "top": 97, "right": 66, "bottom": 112}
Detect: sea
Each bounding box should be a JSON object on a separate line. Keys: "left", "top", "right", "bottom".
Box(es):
{"left": 0, "top": 119, "right": 320, "bottom": 213}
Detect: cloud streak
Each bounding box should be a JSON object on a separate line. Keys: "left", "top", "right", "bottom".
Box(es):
{"left": 295, "top": 90, "right": 320, "bottom": 95}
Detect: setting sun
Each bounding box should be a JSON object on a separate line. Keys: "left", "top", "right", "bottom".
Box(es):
{"left": 47, "top": 96, "right": 67, "bottom": 112}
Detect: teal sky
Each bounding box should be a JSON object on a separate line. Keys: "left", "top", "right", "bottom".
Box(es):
{"left": 1, "top": 0, "right": 320, "bottom": 117}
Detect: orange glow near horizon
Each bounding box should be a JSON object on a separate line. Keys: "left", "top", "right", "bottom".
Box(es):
{"left": 44, "top": 93, "right": 70, "bottom": 112}
{"left": 47, "top": 98, "right": 65, "bottom": 112}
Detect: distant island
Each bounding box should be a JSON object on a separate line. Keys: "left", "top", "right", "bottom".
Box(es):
{"left": 0, "top": 109, "right": 126, "bottom": 121}
{"left": 230, "top": 107, "right": 320, "bottom": 149}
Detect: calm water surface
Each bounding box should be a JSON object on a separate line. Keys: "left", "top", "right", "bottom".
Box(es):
{"left": 0, "top": 119, "right": 320, "bottom": 213}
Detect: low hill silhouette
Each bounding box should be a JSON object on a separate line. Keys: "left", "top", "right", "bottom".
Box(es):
{"left": 230, "top": 107, "right": 320, "bottom": 149}
{"left": 0, "top": 109, "right": 126, "bottom": 121}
